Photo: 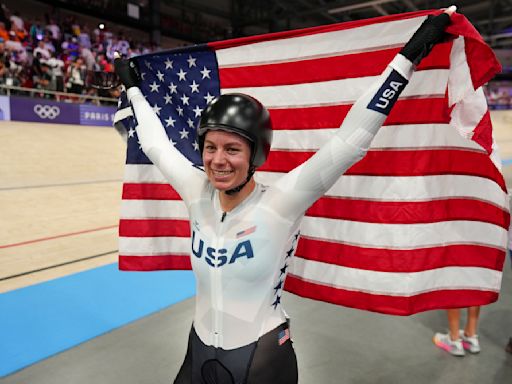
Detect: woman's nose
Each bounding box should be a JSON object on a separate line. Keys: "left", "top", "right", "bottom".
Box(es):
{"left": 212, "top": 150, "right": 226, "bottom": 165}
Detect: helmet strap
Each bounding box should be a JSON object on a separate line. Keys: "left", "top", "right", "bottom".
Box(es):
{"left": 225, "top": 166, "right": 256, "bottom": 195}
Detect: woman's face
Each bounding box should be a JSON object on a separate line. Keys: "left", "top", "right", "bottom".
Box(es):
{"left": 202, "top": 130, "right": 252, "bottom": 192}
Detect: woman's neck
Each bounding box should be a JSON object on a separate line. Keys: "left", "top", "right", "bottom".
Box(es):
{"left": 219, "top": 178, "right": 256, "bottom": 212}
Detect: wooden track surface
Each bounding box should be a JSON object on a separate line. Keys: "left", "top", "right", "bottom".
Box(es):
{"left": 0, "top": 121, "right": 125, "bottom": 293}
{"left": 1, "top": 112, "right": 512, "bottom": 294}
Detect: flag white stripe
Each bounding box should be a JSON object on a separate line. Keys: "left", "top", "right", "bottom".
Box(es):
{"left": 300, "top": 217, "right": 508, "bottom": 249}
{"left": 216, "top": 16, "right": 425, "bottom": 67}
{"left": 124, "top": 164, "right": 168, "bottom": 183}
{"left": 123, "top": 165, "right": 508, "bottom": 211}
{"left": 119, "top": 236, "right": 191, "bottom": 254}
{"left": 272, "top": 124, "right": 485, "bottom": 151}
{"left": 289, "top": 258, "right": 502, "bottom": 295}
{"left": 121, "top": 200, "right": 189, "bottom": 219}
{"left": 114, "top": 106, "right": 133, "bottom": 123}
{"left": 221, "top": 70, "right": 449, "bottom": 108}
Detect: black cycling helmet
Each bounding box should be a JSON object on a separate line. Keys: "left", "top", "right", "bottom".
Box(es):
{"left": 197, "top": 93, "right": 273, "bottom": 168}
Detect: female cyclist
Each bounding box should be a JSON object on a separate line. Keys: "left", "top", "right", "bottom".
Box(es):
{"left": 114, "top": 7, "right": 455, "bottom": 384}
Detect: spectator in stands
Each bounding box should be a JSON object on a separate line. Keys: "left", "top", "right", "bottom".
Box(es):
{"left": 42, "top": 35, "right": 56, "bottom": 54}
{"left": 34, "top": 61, "right": 52, "bottom": 95}
{"left": 80, "top": 44, "right": 95, "bottom": 70}
{"left": 33, "top": 40, "right": 51, "bottom": 60}
{"left": 65, "top": 57, "right": 85, "bottom": 94}
{"left": 0, "top": 55, "right": 7, "bottom": 86}
{"left": 31, "top": 51, "right": 43, "bottom": 78}
{"left": 46, "top": 18, "right": 61, "bottom": 42}
{"left": 46, "top": 52, "right": 65, "bottom": 93}
{"left": 0, "top": 22, "right": 9, "bottom": 42}
{"left": 29, "top": 18, "right": 45, "bottom": 43}
{"left": 61, "top": 36, "right": 78, "bottom": 57}
{"left": 78, "top": 24, "right": 91, "bottom": 49}
{"left": 9, "top": 10, "right": 23, "bottom": 32}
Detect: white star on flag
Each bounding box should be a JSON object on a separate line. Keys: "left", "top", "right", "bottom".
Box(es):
{"left": 164, "top": 93, "right": 173, "bottom": 104}
{"left": 190, "top": 80, "right": 200, "bottom": 93}
{"left": 152, "top": 104, "right": 161, "bottom": 115}
{"left": 156, "top": 70, "right": 165, "bottom": 82}
{"left": 204, "top": 92, "right": 216, "bottom": 104}
{"left": 187, "top": 118, "right": 195, "bottom": 128}
{"left": 193, "top": 105, "right": 203, "bottom": 117}
{"left": 200, "top": 66, "right": 211, "bottom": 79}
{"left": 179, "top": 128, "right": 189, "bottom": 139}
{"left": 192, "top": 140, "right": 199, "bottom": 151}
{"left": 187, "top": 55, "right": 197, "bottom": 68}
{"left": 177, "top": 68, "right": 187, "bottom": 81}
{"left": 128, "top": 127, "right": 135, "bottom": 138}
{"left": 144, "top": 60, "right": 152, "bottom": 70}
{"left": 168, "top": 82, "right": 178, "bottom": 94}
{"left": 180, "top": 94, "right": 190, "bottom": 105}
{"left": 149, "top": 81, "right": 160, "bottom": 92}
{"left": 176, "top": 106, "right": 184, "bottom": 116}
{"left": 164, "top": 58, "right": 173, "bottom": 69}
{"left": 165, "top": 116, "right": 176, "bottom": 127}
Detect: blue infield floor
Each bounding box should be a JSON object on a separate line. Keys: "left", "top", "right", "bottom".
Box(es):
{"left": 0, "top": 264, "right": 195, "bottom": 377}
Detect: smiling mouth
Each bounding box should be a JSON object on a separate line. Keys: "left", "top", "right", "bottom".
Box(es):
{"left": 212, "top": 170, "right": 234, "bottom": 176}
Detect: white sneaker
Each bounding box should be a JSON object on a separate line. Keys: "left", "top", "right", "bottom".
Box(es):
{"left": 459, "top": 330, "right": 480, "bottom": 353}
{"left": 433, "top": 332, "right": 465, "bottom": 356}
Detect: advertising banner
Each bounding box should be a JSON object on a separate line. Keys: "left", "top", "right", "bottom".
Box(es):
{"left": 10, "top": 97, "right": 80, "bottom": 124}
{"left": 79, "top": 104, "right": 116, "bottom": 127}
{"left": 0, "top": 95, "right": 11, "bottom": 120}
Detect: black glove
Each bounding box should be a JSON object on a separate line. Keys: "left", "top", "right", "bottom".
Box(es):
{"left": 114, "top": 54, "right": 140, "bottom": 89}
{"left": 400, "top": 12, "right": 451, "bottom": 65}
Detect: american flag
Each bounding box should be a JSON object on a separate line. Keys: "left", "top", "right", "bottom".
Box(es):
{"left": 115, "top": 10, "right": 509, "bottom": 315}
{"left": 278, "top": 329, "right": 291, "bottom": 346}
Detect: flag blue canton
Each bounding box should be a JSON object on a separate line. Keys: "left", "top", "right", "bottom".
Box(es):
{"left": 122, "top": 46, "right": 220, "bottom": 166}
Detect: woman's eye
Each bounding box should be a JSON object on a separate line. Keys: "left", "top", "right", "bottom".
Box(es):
{"left": 227, "top": 148, "right": 239, "bottom": 154}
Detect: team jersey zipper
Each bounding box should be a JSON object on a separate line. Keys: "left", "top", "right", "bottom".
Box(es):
{"left": 212, "top": 210, "right": 227, "bottom": 347}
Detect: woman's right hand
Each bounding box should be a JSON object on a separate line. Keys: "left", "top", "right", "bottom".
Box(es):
{"left": 113, "top": 52, "right": 140, "bottom": 89}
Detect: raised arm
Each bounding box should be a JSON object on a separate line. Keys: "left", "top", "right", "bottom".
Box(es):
{"left": 115, "top": 56, "right": 206, "bottom": 204}
{"left": 270, "top": 9, "right": 455, "bottom": 220}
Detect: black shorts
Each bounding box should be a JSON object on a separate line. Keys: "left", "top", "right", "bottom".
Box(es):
{"left": 174, "top": 323, "right": 298, "bottom": 384}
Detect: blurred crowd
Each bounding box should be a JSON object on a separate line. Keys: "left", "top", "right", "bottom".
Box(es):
{"left": 485, "top": 85, "right": 512, "bottom": 109}
{"left": 0, "top": 2, "right": 158, "bottom": 104}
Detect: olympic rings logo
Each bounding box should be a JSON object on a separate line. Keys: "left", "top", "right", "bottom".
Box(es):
{"left": 33, "top": 104, "right": 60, "bottom": 120}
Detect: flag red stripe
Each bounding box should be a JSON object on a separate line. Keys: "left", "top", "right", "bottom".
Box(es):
{"left": 446, "top": 13, "right": 502, "bottom": 89}
{"left": 268, "top": 97, "right": 449, "bottom": 130}
{"left": 119, "top": 255, "right": 191, "bottom": 270}
{"left": 284, "top": 274, "right": 499, "bottom": 315}
{"left": 307, "top": 197, "right": 509, "bottom": 228}
{"left": 296, "top": 238, "right": 506, "bottom": 272}
{"left": 119, "top": 219, "right": 190, "bottom": 237}
{"left": 122, "top": 183, "right": 181, "bottom": 200}
{"left": 260, "top": 149, "right": 506, "bottom": 191}
{"left": 219, "top": 44, "right": 451, "bottom": 89}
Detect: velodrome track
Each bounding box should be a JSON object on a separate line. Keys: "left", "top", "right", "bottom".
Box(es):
{"left": 0, "top": 115, "right": 511, "bottom": 383}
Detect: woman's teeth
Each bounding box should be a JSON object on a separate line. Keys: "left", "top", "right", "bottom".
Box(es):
{"left": 213, "top": 170, "right": 233, "bottom": 175}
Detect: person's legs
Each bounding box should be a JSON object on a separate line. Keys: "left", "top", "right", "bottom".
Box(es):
{"left": 173, "top": 330, "right": 193, "bottom": 384}
{"left": 460, "top": 306, "right": 481, "bottom": 353}
{"left": 433, "top": 309, "right": 465, "bottom": 356}
{"left": 247, "top": 324, "right": 298, "bottom": 384}
{"left": 447, "top": 308, "right": 461, "bottom": 341}
{"left": 464, "top": 306, "right": 480, "bottom": 337}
